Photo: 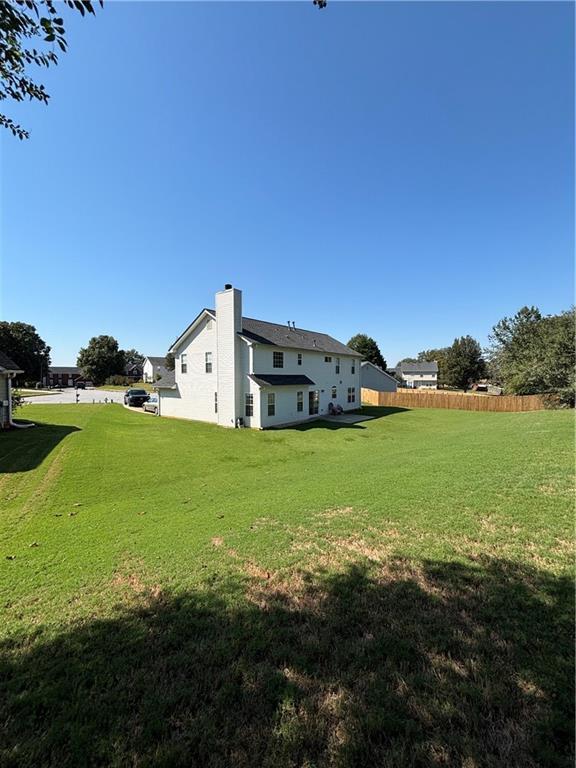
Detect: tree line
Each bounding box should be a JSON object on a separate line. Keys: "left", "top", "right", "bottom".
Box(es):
{"left": 2, "top": 305, "right": 574, "bottom": 404}
{"left": 347, "top": 305, "right": 575, "bottom": 406}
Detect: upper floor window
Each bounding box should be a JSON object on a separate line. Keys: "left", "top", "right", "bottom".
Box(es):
{"left": 267, "top": 392, "right": 275, "bottom": 416}
{"left": 273, "top": 351, "right": 284, "bottom": 368}
{"left": 351, "top": 360, "right": 356, "bottom": 374}
{"left": 324, "top": 356, "right": 332, "bottom": 363}
{"left": 297, "top": 391, "right": 303, "bottom": 412}
{"left": 205, "top": 352, "right": 213, "bottom": 373}
{"left": 331, "top": 386, "right": 337, "bottom": 399}
{"left": 297, "top": 353, "right": 302, "bottom": 366}
{"left": 245, "top": 393, "right": 254, "bottom": 417}
{"left": 181, "top": 353, "right": 188, "bottom": 374}
{"left": 335, "top": 358, "right": 340, "bottom": 374}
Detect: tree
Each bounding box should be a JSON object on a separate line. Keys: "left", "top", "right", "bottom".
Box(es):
{"left": 165, "top": 352, "right": 175, "bottom": 372}
{"left": 123, "top": 349, "right": 145, "bottom": 369}
{"left": 347, "top": 334, "right": 386, "bottom": 370}
{"left": 1, "top": 0, "right": 101, "bottom": 140}
{"left": 443, "top": 336, "right": 486, "bottom": 391}
{"left": 77, "top": 335, "right": 125, "bottom": 386}
{"left": 0, "top": 321, "right": 51, "bottom": 383}
{"left": 488, "top": 306, "right": 575, "bottom": 405}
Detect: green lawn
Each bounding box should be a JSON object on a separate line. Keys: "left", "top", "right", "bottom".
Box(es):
{"left": 0, "top": 404, "right": 573, "bottom": 767}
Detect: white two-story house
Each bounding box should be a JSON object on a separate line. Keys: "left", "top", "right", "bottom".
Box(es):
{"left": 395, "top": 361, "right": 438, "bottom": 389}
{"left": 155, "top": 285, "right": 362, "bottom": 428}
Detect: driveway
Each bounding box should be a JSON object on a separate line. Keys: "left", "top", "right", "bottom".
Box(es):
{"left": 21, "top": 388, "right": 125, "bottom": 405}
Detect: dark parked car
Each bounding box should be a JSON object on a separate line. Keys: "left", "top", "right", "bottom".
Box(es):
{"left": 75, "top": 381, "right": 86, "bottom": 390}
{"left": 124, "top": 388, "right": 149, "bottom": 407}
{"left": 143, "top": 394, "right": 159, "bottom": 414}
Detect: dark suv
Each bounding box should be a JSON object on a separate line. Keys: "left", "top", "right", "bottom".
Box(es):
{"left": 124, "top": 388, "right": 149, "bottom": 407}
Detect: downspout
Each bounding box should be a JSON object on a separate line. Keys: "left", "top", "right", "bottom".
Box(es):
{"left": 8, "top": 373, "right": 35, "bottom": 428}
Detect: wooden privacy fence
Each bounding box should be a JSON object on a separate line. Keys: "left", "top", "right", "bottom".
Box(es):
{"left": 362, "top": 388, "right": 544, "bottom": 412}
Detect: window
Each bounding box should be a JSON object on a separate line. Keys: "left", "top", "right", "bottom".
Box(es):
{"left": 297, "top": 353, "right": 302, "bottom": 366}
{"left": 297, "top": 391, "right": 303, "bottom": 412}
{"left": 273, "top": 351, "right": 284, "bottom": 368}
{"left": 205, "top": 352, "right": 213, "bottom": 373}
{"left": 331, "top": 386, "right": 337, "bottom": 399}
{"left": 351, "top": 360, "right": 356, "bottom": 374}
{"left": 267, "top": 393, "right": 275, "bottom": 416}
{"left": 335, "top": 358, "right": 340, "bottom": 374}
{"left": 347, "top": 387, "right": 356, "bottom": 403}
{"left": 324, "top": 356, "right": 332, "bottom": 363}
{"left": 181, "top": 354, "right": 188, "bottom": 374}
{"left": 245, "top": 393, "right": 254, "bottom": 417}
{"left": 214, "top": 392, "right": 218, "bottom": 413}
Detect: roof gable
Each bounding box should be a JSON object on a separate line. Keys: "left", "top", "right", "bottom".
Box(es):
{"left": 0, "top": 351, "right": 22, "bottom": 373}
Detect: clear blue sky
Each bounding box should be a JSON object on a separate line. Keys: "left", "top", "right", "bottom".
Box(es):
{"left": 1, "top": 1, "right": 573, "bottom": 366}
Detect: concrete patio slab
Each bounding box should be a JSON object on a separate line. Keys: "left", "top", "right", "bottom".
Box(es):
{"left": 323, "top": 414, "right": 374, "bottom": 425}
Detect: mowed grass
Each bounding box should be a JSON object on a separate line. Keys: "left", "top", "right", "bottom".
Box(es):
{"left": 0, "top": 404, "right": 573, "bottom": 768}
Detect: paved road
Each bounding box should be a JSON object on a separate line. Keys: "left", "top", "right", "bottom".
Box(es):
{"left": 21, "top": 388, "right": 126, "bottom": 405}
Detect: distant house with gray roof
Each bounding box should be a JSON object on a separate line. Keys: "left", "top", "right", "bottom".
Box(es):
{"left": 143, "top": 356, "right": 170, "bottom": 384}
{"left": 394, "top": 361, "right": 438, "bottom": 389}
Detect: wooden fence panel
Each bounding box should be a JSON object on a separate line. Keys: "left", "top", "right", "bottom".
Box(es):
{"left": 361, "top": 389, "right": 544, "bottom": 412}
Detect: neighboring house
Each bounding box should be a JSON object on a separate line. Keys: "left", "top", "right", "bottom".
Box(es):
{"left": 143, "top": 356, "right": 170, "bottom": 383}
{"left": 360, "top": 361, "right": 398, "bottom": 392}
{"left": 155, "top": 284, "right": 362, "bottom": 429}
{"left": 45, "top": 366, "right": 81, "bottom": 388}
{"left": 125, "top": 363, "right": 143, "bottom": 382}
{"left": 0, "top": 352, "right": 23, "bottom": 429}
{"left": 395, "top": 361, "right": 438, "bottom": 389}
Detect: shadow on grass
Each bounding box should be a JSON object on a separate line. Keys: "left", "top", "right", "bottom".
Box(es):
{"left": 1, "top": 556, "right": 573, "bottom": 767}
{"left": 0, "top": 421, "right": 80, "bottom": 473}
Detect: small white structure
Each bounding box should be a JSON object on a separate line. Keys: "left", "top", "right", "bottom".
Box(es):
{"left": 360, "top": 361, "right": 398, "bottom": 392}
{"left": 0, "top": 352, "right": 23, "bottom": 429}
{"left": 156, "top": 285, "right": 362, "bottom": 429}
{"left": 395, "top": 361, "right": 438, "bottom": 389}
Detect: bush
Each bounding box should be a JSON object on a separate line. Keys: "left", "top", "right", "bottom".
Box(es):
{"left": 105, "top": 375, "right": 132, "bottom": 387}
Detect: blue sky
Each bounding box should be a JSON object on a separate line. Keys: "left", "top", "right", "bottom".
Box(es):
{"left": 1, "top": 1, "right": 573, "bottom": 367}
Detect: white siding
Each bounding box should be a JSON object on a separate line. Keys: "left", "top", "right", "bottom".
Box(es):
{"left": 159, "top": 317, "right": 218, "bottom": 423}
{"left": 361, "top": 362, "right": 398, "bottom": 392}
{"left": 216, "top": 288, "right": 242, "bottom": 427}
{"left": 0, "top": 374, "right": 10, "bottom": 428}
{"left": 253, "top": 346, "right": 361, "bottom": 428}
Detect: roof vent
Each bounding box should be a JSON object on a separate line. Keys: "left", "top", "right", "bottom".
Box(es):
{"left": 224, "top": 283, "right": 232, "bottom": 290}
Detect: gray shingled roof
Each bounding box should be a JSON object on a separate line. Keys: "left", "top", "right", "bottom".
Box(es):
{"left": 146, "top": 356, "right": 168, "bottom": 368}
{"left": 249, "top": 374, "right": 315, "bottom": 387}
{"left": 171, "top": 308, "right": 361, "bottom": 357}
{"left": 0, "top": 351, "right": 22, "bottom": 373}
{"left": 153, "top": 370, "right": 176, "bottom": 389}
{"left": 397, "top": 361, "right": 438, "bottom": 374}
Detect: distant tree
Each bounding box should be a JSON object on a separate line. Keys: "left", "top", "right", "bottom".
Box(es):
{"left": 443, "top": 336, "right": 486, "bottom": 391}
{"left": 77, "top": 336, "right": 125, "bottom": 386}
{"left": 396, "top": 357, "right": 418, "bottom": 367}
{"left": 1, "top": 0, "right": 101, "bottom": 140}
{"left": 418, "top": 347, "right": 449, "bottom": 387}
{"left": 123, "top": 348, "right": 145, "bottom": 369}
{"left": 165, "top": 352, "right": 175, "bottom": 372}
{"left": 347, "top": 334, "right": 386, "bottom": 370}
{"left": 0, "top": 321, "right": 51, "bottom": 383}
{"left": 488, "top": 306, "right": 575, "bottom": 406}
